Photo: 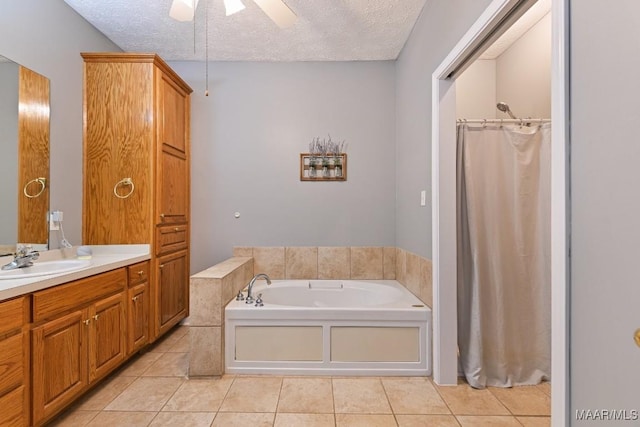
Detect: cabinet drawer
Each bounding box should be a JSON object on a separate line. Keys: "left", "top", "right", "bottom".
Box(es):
{"left": 0, "top": 297, "right": 28, "bottom": 337}
{"left": 0, "top": 385, "right": 24, "bottom": 427}
{"left": 33, "top": 269, "right": 126, "bottom": 322}
{"left": 156, "top": 224, "right": 188, "bottom": 255}
{"left": 0, "top": 333, "right": 24, "bottom": 396}
{"left": 128, "top": 262, "right": 150, "bottom": 286}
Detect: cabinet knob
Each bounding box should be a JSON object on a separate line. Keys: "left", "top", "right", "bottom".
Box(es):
{"left": 159, "top": 264, "right": 165, "bottom": 269}
{"left": 83, "top": 319, "right": 90, "bottom": 326}
{"left": 160, "top": 213, "right": 166, "bottom": 219}
{"left": 132, "top": 295, "right": 139, "bottom": 302}
{"left": 93, "top": 314, "right": 99, "bottom": 321}
{"left": 174, "top": 227, "right": 180, "bottom": 232}
{"left": 137, "top": 270, "right": 144, "bottom": 276}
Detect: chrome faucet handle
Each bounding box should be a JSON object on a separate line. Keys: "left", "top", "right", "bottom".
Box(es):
{"left": 255, "top": 293, "right": 264, "bottom": 307}
{"left": 235, "top": 290, "right": 245, "bottom": 301}
{"left": 245, "top": 294, "right": 255, "bottom": 304}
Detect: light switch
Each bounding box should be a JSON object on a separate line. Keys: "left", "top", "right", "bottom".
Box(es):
{"left": 420, "top": 190, "right": 426, "bottom": 206}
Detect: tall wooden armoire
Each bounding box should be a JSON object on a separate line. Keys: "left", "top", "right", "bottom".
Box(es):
{"left": 82, "top": 53, "right": 192, "bottom": 342}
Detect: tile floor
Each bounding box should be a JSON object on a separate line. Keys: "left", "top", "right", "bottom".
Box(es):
{"left": 50, "top": 326, "right": 551, "bottom": 427}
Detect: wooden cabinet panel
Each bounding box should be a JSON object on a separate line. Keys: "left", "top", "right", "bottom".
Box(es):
{"left": 159, "top": 75, "right": 187, "bottom": 153}
{"left": 157, "top": 250, "right": 188, "bottom": 336}
{"left": 18, "top": 66, "right": 50, "bottom": 245}
{"left": 83, "top": 60, "right": 154, "bottom": 245}
{"left": 0, "top": 296, "right": 28, "bottom": 337}
{"left": 158, "top": 150, "right": 188, "bottom": 224}
{"left": 89, "top": 293, "right": 126, "bottom": 382}
{"left": 128, "top": 283, "right": 149, "bottom": 354}
{"left": 0, "top": 386, "right": 25, "bottom": 427}
{"left": 156, "top": 224, "right": 188, "bottom": 255}
{"left": 33, "top": 269, "right": 126, "bottom": 322}
{"left": 32, "top": 309, "right": 88, "bottom": 424}
{"left": 0, "top": 333, "right": 24, "bottom": 397}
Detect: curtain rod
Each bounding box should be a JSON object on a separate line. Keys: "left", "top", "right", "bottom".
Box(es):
{"left": 457, "top": 118, "right": 551, "bottom": 124}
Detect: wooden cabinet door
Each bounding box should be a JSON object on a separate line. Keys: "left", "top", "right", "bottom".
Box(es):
{"left": 89, "top": 292, "right": 126, "bottom": 382}
{"left": 156, "top": 250, "right": 188, "bottom": 336}
{"left": 128, "top": 282, "right": 149, "bottom": 354}
{"left": 83, "top": 60, "right": 153, "bottom": 244}
{"left": 32, "top": 309, "right": 88, "bottom": 424}
{"left": 157, "top": 73, "right": 189, "bottom": 225}
{"left": 0, "top": 386, "right": 25, "bottom": 427}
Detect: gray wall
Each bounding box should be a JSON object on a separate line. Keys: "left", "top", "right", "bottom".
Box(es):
{"left": 395, "top": 0, "right": 494, "bottom": 259}
{"left": 0, "top": 62, "right": 19, "bottom": 244}
{"left": 0, "top": 0, "right": 121, "bottom": 248}
{"left": 169, "top": 61, "right": 397, "bottom": 272}
{"left": 496, "top": 12, "right": 551, "bottom": 119}
{"left": 570, "top": 0, "right": 640, "bottom": 418}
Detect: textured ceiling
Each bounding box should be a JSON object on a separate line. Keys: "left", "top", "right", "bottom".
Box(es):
{"left": 62, "top": 0, "right": 427, "bottom": 61}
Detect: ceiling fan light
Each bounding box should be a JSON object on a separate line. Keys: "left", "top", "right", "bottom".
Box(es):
{"left": 224, "top": 0, "right": 245, "bottom": 16}
{"left": 169, "top": 0, "right": 200, "bottom": 22}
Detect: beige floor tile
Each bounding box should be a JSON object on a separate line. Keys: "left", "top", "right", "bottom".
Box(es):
{"left": 86, "top": 411, "right": 157, "bottom": 427}
{"left": 456, "top": 415, "right": 522, "bottom": 426}
{"left": 142, "top": 352, "right": 188, "bottom": 377}
{"left": 149, "top": 330, "right": 186, "bottom": 353}
{"left": 75, "top": 375, "right": 137, "bottom": 411}
{"left": 149, "top": 411, "right": 216, "bottom": 426}
{"left": 117, "top": 351, "right": 163, "bottom": 376}
{"left": 336, "top": 413, "right": 398, "bottom": 426}
{"left": 517, "top": 416, "right": 551, "bottom": 427}
{"left": 212, "top": 412, "right": 275, "bottom": 426}
{"left": 219, "top": 376, "right": 282, "bottom": 412}
{"left": 105, "top": 377, "right": 185, "bottom": 411}
{"left": 382, "top": 378, "right": 450, "bottom": 415}
{"left": 333, "top": 378, "right": 392, "bottom": 414}
{"left": 275, "top": 413, "right": 336, "bottom": 427}
{"left": 277, "top": 377, "right": 334, "bottom": 413}
{"left": 166, "top": 334, "right": 190, "bottom": 353}
{"left": 162, "top": 377, "right": 234, "bottom": 412}
{"left": 396, "top": 415, "right": 460, "bottom": 427}
{"left": 48, "top": 410, "right": 99, "bottom": 426}
{"left": 434, "top": 382, "right": 509, "bottom": 415}
{"left": 537, "top": 382, "right": 551, "bottom": 397}
{"left": 489, "top": 386, "right": 551, "bottom": 416}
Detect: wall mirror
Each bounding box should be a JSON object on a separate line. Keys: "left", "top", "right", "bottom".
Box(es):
{"left": 0, "top": 55, "right": 50, "bottom": 254}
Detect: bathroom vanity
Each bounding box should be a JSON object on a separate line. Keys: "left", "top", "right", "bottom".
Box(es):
{"left": 0, "top": 245, "right": 150, "bottom": 426}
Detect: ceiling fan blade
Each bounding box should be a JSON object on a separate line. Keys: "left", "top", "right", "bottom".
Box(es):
{"left": 169, "top": 0, "right": 200, "bottom": 22}
{"left": 252, "top": 0, "right": 296, "bottom": 29}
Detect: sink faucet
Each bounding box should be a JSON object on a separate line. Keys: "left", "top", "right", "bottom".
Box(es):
{"left": 1, "top": 246, "right": 40, "bottom": 271}
{"left": 246, "top": 273, "right": 271, "bottom": 304}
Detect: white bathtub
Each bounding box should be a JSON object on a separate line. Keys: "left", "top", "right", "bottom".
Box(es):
{"left": 225, "top": 280, "right": 431, "bottom": 376}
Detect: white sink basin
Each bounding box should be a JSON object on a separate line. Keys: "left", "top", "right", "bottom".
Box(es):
{"left": 0, "top": 259, "right": 92, "bottom": 280}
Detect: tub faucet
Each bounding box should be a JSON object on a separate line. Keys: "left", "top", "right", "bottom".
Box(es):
{"left": 1, "top": 245, "right": 39, "bottom": 270}
{"left": 246, "top": 273, "right": 271, "bottom": 304}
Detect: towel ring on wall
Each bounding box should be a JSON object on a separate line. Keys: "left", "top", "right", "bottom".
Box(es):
{"left": 113, "top": 177, "right": 135, "bottom": 199}
{"left": 23, "top": 177, "right": 47, "bottom": 198}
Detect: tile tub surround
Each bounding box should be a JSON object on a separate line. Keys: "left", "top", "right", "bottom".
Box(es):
{"left": 233, "top": 246, "right": 432, "bottom": 306}
{"left": 189, "top": 257, "right": 254, "bottom": 376}
{"left": 190, "top": 247, "right": 432, "bottom": 376}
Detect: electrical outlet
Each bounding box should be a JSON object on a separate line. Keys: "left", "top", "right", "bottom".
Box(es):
{"left": 49, "top": 213, "right": 59, "bottom": 230}
{"left": 49, "top": 210, "right": 63, "bottom": 231}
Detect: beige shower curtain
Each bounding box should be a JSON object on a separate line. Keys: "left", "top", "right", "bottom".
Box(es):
{"left": 456, "top": 123, "right": 551, "bottom": 388}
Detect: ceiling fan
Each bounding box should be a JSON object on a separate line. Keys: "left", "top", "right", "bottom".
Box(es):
{"left": 169, "top": 0, "right": 297, "bottom": 29}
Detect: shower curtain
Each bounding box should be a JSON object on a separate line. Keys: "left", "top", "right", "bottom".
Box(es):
{"left": 456, "top": 123, "right": 551, "bottom": 388}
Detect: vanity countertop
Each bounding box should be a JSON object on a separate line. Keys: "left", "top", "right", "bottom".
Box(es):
{"left": 0, "top": 245, "right": 150, "bottom": 301}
